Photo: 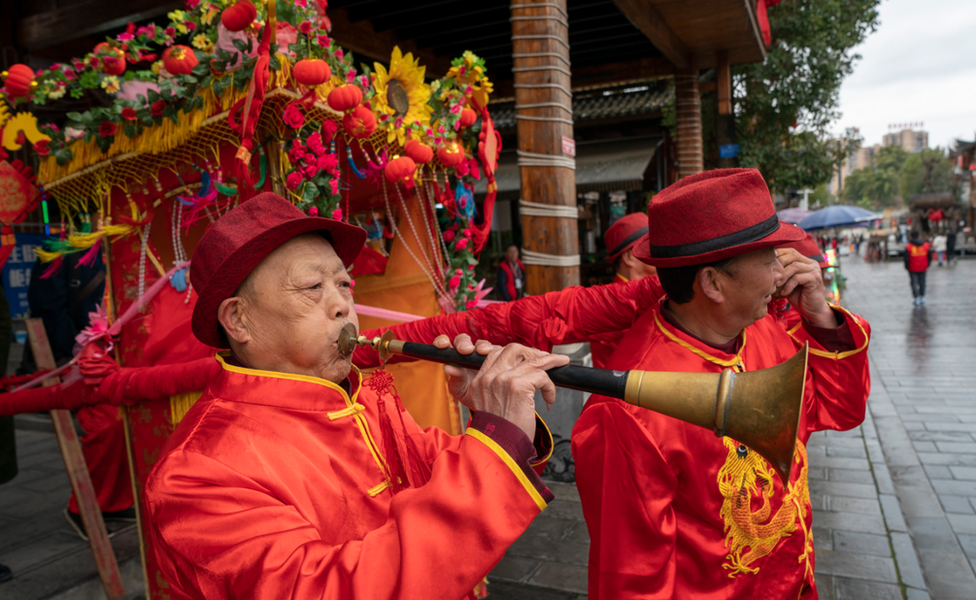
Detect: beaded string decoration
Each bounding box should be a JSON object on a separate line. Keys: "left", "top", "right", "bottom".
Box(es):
{"left": 381, "top": 180, "right": 451, "bottom": 304}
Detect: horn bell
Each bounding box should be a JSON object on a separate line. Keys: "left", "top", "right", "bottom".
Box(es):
{"left": 623, "top": 344, "right": 809, "bottom": 484}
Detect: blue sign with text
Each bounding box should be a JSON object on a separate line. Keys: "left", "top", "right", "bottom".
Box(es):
{"left": 2, "top": 233, "right": 48, "bottom": 321}
{"left": 719, "top": 144, "right": 741, "bottom": 159}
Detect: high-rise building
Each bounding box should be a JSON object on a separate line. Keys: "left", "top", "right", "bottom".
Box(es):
{"left": 883, "top": 123, "right": 928, "bottom": 153}
{"left": 828, "top": 143, "right": 881, "bottom": 196}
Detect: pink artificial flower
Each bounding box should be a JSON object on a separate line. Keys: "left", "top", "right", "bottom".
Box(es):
{"left": 443, "top": 230, "right": 455, "bottom": 242}
{"left": 49, "top": 63, "right": 62, "bottom": 71}
{"left": 455, "top": 269, "right": 463, "bottom": 275}
{"left": 450, "top": 104, "right": 462, "bottom": 114}
{"left": 309, "top": 206, "right": 319, "bottom": 216}
{"left": 463, "top": 228, "right": 473, "bottom": 238}
{"left": 286, "top": 171, "right": 304, "bottom": 190}
{"left": 295, "top": 0, "right": 308, "bottom": 6}
{"left": 118, "top": 32, "right": 134, "bottom": 41}
{"left": 449, "top": 275, "right": 461, "bottom": 290}
{"left": 165, "top": 27, "right": 176, "bottom": 38}
{"left": 75, "top": 303, "right": 112, "bottom": 350}
{"left": 185, "top": 21, "right": 197, "bottom": 31}
{"left": 303, "top": 153, "right": 317, "bottom": 165}
{"left": 299, "top": 21, "right": 313, "bottom": 35}
{"left": 456, "top": 238, "right": 469, "bottom": 251}
{"left": 330, "top": 178, "right": 339, "bottom": 195}
{"left": 466, "top": 300, "right": 478, "bottom": 310}
{"left": 73, "top": 60, "right": 85, "bottom": 71}
{"left": 88, "top": 56, "right": 100, "bottom": 68}
{"left": 335, "top": 48, "right": 344, "bottom": 60}
{"left": 345, "top": 70, "right": 356, "bottom": 82}
{"left": 302, "top": 164, "right": 318, "bottom": 178}
{"left": 318, "top": 34, "right": 331, "bottom": 47}
{"left": 332, "top": 208, "right": 343, "bottom": 220}
{"left": 65, "top": 69, "right": 77, "bottom": 80}
{"left": 186, "top": 0, "right": 200, "bottom": 8}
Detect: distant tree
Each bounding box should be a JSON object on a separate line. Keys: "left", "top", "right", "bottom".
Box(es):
{"left": 899, "top": 148, "right": 955, "bottom": 199}
{"left": 874, "top": 145, "right": 909, "bottom": 174}
{"left": 734, "top": 0, "right": 881, "bottom": 193}
{"left": 841, "top": 166, "right": 898, "bottom": 208}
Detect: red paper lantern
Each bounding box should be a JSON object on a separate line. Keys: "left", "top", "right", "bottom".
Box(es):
{"left": 94, "top": 42, "right": 126, "bottom": 76}
{"left": 437, "top": 146, "right": 465, "bottom": 168}
{"left": 458, "top": 108, "right": 477, "bottom": 128}
{"left": 293, "top": 59, "right": 331, "bottom": 87}
{"left": 343, "top": 105, "right": 376, "bottom": 139}
{"left": 221, "top": 1, "right": 257, "bottom": 32}
{"left": 162, "top": 46, "right": 199, "bottom": 75}
{"left": 2, "top": 64, "right": 36, "bottom": 99}
{"left": 385, "top": 156, "right": 417, "bottom": 186}
{"left": 404, "top": 139, "right": 433, "bottom": 164}
{"left": 327, "top": 84, "right": 363, "bottom": 113}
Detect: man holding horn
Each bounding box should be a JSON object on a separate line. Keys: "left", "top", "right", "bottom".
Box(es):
{"left": 143, "top": 193, "right": 568, "bottom": 599}
{"left": 572, "top": 169, "right": 871, "bottom": 599}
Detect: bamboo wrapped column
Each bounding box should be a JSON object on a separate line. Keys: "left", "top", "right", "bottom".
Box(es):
{"left": 675, "top": 60, "right": 703, "bottom": 178}
{"left": 511, "top": 0, "right": 579, "bottom": 293}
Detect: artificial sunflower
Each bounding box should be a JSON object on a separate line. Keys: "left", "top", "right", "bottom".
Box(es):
{"left": 372, "top": 46, "right": 433, "bottom": 146}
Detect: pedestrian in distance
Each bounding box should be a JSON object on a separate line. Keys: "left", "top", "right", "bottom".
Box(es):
{"left": 946, "top": 229, "right": 957, "bottom": 264}
{"left": 905, "top": 231, "right": 933, "bottom": 305}
{"left": 932, "top": 233, "right": 947, "bottom": 267}
{"left": 496, "top": 244, "right": 526, "bottom": 301}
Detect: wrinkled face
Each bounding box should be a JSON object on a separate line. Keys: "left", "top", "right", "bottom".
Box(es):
{"left": 714, "top": 248, "right": 784, "bottom": 327}
{"left": 237, "top": 233, "right": 359, "bottom": 383}
{"left": 505, "top": 245, "right": 519, "bottom": 263}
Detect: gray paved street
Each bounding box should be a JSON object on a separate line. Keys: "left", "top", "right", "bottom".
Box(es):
{"left": 0, "top": 255, "right": 974, "bottom": 599}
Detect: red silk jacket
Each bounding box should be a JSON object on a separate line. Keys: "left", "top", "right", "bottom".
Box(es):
{"left": 144, "top": 355, "right": 554, "bottom": 599}
{"left": 572, "top": 303, "right": 871, "bottom": 599}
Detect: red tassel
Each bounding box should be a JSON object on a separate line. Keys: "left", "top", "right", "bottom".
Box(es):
{"left": 376, "top": 395, "right": 409, "bottom": 494}
{"left": 77, "top": 239, "right": 101, "bottom": 267}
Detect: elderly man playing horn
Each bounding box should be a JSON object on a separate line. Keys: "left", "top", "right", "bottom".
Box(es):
{"left": 569, "top": 169, "right": 871, "bottom": 599}
{"left": 143, "top": 192, "right": 568, "bottom": 600}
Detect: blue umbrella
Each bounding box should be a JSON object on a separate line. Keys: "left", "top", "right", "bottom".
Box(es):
{"left": 798, "top": 205, "right": 881, "bottom": 231}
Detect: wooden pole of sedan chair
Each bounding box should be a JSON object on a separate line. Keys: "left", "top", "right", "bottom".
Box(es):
{"left": 25, "top": 319, "right": 126, "bottom": 598}
{"left": 674, "top": 58, "right": 704, "bottom": 178}
{"left": 511, "top": 0, "right": 580, "bottom": 293}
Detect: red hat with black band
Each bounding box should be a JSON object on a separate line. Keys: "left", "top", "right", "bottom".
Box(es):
{"left": 190, "top": 192, "right": 367, "bottom": 349}
{"left": 633, "top": 168, "right": 805, "bottom": 267}
{"left": 778, "top": 224, "right": 829, "bottom": 268}
{"left": 605, "top": 212, "right": 649, "bottom": 263}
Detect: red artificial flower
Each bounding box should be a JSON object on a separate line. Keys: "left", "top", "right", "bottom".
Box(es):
{"left": 330, "top": 179, "right": 339, "bottom": 195}
{"left": 288, "top": 146, "right": 306, "bottom": 163}
{"left": 185, "top": 21, "right": 197, "bottom": 31}
{"left": 64, "top": 70, "right": 77, "bottom": 80}
{"left": 317, "top": 153, "right": 338, "bottom": 173}
{"left": 443, "top": 230, "right": 456, "bottom": 242}
{"left": 307, "top": 132, "right": 324, "bottom": 155}
{"left": 286, "top": 171, "right": 304, "bottom": 190}
{"left": 308, "top": 206, "right": 319, "bottom": 216}
{"left": 456, "top": 238, "right": 469, "bottom": 251}
{"left": 165, "top": 27, "right": 176, "bottom": 39}
{"left": 299, "top": 21, "right": 313, "bottom": 35}
{"left": 33, "top": 139, "right": 51, "bottom": 156}
{"left": 466, "top": 300, "right": 478, "bottom": 309}
{"left": 150, "top": 100, "right": 167, "bottom": 116}
{"left": 73, "top": 61, "right": 86, "bottom": 71}
{"left": 321, "top": 120, "right": 338, "bottom": 143}
{"left": 449, "top": 275, "right": 461, "bottom": 290}
{"left": 332, "top": 208, "right": 343, "bottom": 220}
{"left": 99, "top": 121, "right": 118, "bottom": 138}
{"left": 283, "top": 104, "right": 305, "bottom": 130}
{"left": 121, "top": 107, "right": 138, "bottom": 121}
{"left": 302, "top": 153, "right": 317, "bottom": 165}
{"left": 302, "top": 164, "right": 318, "bottom": 178}
{"left": 88, "top": 56, "right": 101, "bottom": 68}
{"left": 186, "top": 0, "right": 201, "bottom": 8}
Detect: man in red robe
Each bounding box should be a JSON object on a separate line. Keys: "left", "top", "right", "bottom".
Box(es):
{"left": 571, "top": 169, "right": 871, "bottom": 599}
{"left": 143, "top": 193, "right": 568, "bottom": 599}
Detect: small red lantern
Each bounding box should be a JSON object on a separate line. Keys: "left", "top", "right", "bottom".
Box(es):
{"left": 162, "top": 45, "right": 199, "bottom": 75}
{"left": 293, "top": 59, "right": 331, "bottom": 87}
{"left": 385, "top": 156, "right": 417, "bottom": 187}
{"left": 327, "top": 84, "right": 363, "bottom": 113}
{"left": 221, "top": 1, "right": 257, "bottom": 32}
{"left": 343, "top": 105, "right": 376, "bottom": 139}
{"left": 458, "top": 108, "right": 477, "bottom": 128}
{"left": 404, "top": 139, "right": 433, "bottom": 164}
{"left": 94, "top": 42, "right": 126, "bottom": 76}
{"left": 437, "top": 146, "right": 465, "bottom": 168}
{"left": 2, "top": 64, "right": 36, "bottom": 99}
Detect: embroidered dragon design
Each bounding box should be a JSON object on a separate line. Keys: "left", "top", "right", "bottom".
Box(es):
{"left": 717, "top": 438, "right": 812, "bottom": 577}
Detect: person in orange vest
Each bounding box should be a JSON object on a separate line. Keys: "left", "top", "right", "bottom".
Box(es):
{"left": 905, "top": 231, "right": 933, "bottom": 305}
{"left": 496, "top": 244, "right": 525, "bottom": 301}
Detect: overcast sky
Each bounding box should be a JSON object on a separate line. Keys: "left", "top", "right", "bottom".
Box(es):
{"left": 833, "top": 0, "right": 976, "bottom": 150}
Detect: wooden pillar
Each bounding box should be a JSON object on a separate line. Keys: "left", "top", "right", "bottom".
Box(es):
{"left": 674, "top": 60, "right": 703, "bottom": 178}
{"left": 715, "top": 50, "right": 739, "bottom": 169}
{"left": 511, "top": 0, "right": 579, "bottom": 294}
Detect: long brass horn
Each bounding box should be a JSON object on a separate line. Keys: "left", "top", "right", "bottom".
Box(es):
{"left": 338, "top": 324, "right": 808, "bottom": 484}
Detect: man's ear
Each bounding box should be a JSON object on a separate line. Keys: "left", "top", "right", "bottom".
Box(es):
{"left": 697, "top": 267, "right": 725, "bottom": 304}
{"left": 621, "top": 249, "right": 639, "bottom": 269}
{"left": 217, "top": 297, "right": 250, "bottom": 344}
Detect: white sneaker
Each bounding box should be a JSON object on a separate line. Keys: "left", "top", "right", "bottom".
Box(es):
{"left": 913, "top": 297, "right": 920, "bottom": 305}
{"left": 920, "top": 296, "right": 926, "bottom": 304}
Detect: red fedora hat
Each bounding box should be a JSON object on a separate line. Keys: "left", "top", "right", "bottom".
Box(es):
{"left": 633, "top": 168, "right": 804, "bottom": 267}
{"left": 777, "top": 224, "right": 829, "bottom": 268}
{"left": 605, "top": 212, "right": 649, "bottom": 263}
{"left": 190, "top": 192, "right": 367, "bottom": 348}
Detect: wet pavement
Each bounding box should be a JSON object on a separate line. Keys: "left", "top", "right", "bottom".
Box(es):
{"left": 1, "top": 255, "right": 974, "bottom": 599}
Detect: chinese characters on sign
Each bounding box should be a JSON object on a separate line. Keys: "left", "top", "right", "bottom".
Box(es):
{"left": 3, "top": 234, "right": 46, "bottom": 320}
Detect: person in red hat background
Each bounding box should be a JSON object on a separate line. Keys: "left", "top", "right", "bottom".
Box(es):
{"left": 571, "top": 169, "right": 872, "bottom": 599}
{"left": 142, "top": 193, "right": 569, "bottom": 600}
